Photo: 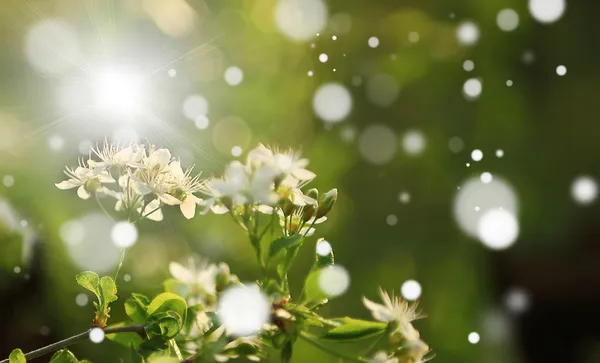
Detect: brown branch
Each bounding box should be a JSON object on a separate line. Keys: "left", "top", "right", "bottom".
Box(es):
{"left": 0, "top": 324, "right": 146, "bottom": 363}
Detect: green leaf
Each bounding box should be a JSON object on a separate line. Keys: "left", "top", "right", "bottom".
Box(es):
{"left": 269, "top": 235, "right": 303, "bottom": 258}
{"left": 105, "top": 322, "right": 144, "bottom": 348}
{"left": 76, "top": 272, "right": 100, "bottom": 300}
{"left": 147, "top": 358, "right": 180, "bottom": 363}
{"left": 321, "top": 318, "right": 387, "bottom": 342}
{"left": 99, "top": 276, "right": 118, "bottom": 306}
{"left": 146, "top": 293, "right": 187, "bottom": 321}
{"left": 302, "top": 269, "right": 329, "bottom": 305}
{"left": 49, "top": 349, "right": 80, "bottom": 363}
{"left": 281, "top": 340, "right": 293, "bottom": 363}
{"left": 145, "top": 315, "right": 181, "bottom": 339}
{"left": 9, "top": 349, "right": 26, "bottom": 363}
{"left": 125, "top": 293, "right": 150, "bottom": 324}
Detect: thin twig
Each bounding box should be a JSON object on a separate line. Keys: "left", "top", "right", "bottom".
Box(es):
{"left": 0, "top": 325, "right": 146, "bottom": 363}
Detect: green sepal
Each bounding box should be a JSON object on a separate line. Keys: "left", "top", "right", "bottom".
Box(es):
{"left": 9, "top": 349, "right": 26, "bottom": 363}
{"left": 320, "top": 317, "right": 387, "bottom": 342}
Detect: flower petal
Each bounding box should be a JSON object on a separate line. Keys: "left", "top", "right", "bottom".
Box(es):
{"left": 55, "top": 180, "right": 78, "bottom": 190}
{"left": 77, "top": 185, "right": 91, "bottom": 200}
{"left": 169, "top": 262, "right": 194, "bottom": 283}
{"left": 180, "top": 197, "right": 196, "bottom": 219}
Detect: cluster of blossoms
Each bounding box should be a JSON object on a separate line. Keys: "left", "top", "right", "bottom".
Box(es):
{"left": 43, "top": 140, "right": 432, "bottom": 363}
{"left": 201, "top": 144, "right": 337, "bottom": 238}
{"left": 364, "top": 289, "right": 431, "bottom": 363}
{"left": 56, "top": 141, "right": 203, "bottom": 221}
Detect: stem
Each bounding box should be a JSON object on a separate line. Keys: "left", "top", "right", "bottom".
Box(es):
{"left": 299, "top": 332, "right": 366, "bottom": 363}
{"left": 0, "top": 325, "right": 146, "bottom": 363}
{"left": 95, "top": 195, "right": 114, "bottom": 221}
{"left": 114, "top": 248, "right": 128, "bottom": 282}
{"left": 170, "top": 339, "right": 184, "bottom": 360}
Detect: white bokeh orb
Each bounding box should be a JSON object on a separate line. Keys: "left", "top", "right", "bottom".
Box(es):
{"left": 463, "top": 60, "right": 475, "bottom": 72}
{"left": 76, "top": 293, "right": 89, "bottom": 307}
{"left": 480, "top": 172, "right": 493, "bottom": 184}
{"left": 366, "top": 74, "right": 399, "bottom": 107}
{"left": 504, "top": 287, "right": 531, "bottom": 314}
{"left": 194, "top": 115, "right": 210, "bottom": 130}
{"left": 316, "top": 239, "right": 332, "bottom": 256}
{"left": 217, "top": 285, "right": 270, "bottom": 337}
{"left": 463, "top": 78, "right": 482, "bottom": 100}
{"left": 399, "top": 191, "right": 411, "bottom": 204}
{"left": 496, "top": 149, "right": 504, "bottom": 158}
{"left": 529, "top": 0, "right": 566, "bottom": 24}
{"left": 318, "top": 265, "right": 350, "bottom": 297}
{"left": 456, "top": 22, "right": 480, "bottom": 46}
{"left": 497, "top": 9, "right": 520, "bottom": 31}
{"left": 312, "top": 83, "right": 352, "bottom": 123}
{"left": 111, "top": 222, "right": 138, "bottom": 248}
{"left": 275, "top": 0, "right": 328, "bottom": 42}
{"left": 477, "top": 209, "right": 519, "bottom": 250}
{"left": 358, "top": 124, "right": 397, "bottom": 165}
{"left": 448, "top": 137, "right": 465, "bottom": 153}
{"left": 454, "top": 177, "right": 519, "bottom": 239}
{"left": 224, "top": 66, "right": 244, "bottom": 86}
{"left": 471, "top": 149, "right": 483, "bottom": 161}
{"left": 48, "top": 135, "right": 65, "bottom": 151}
{"left": 386, "top": 214, "right": 398, "bottom": 226}
{"left": 556, "top": 65, "right": 567, "bottom": 76}
{"left": 401, "top": 280, "right": 422, "bottom": 301}
{"left": 231, "top": 146, "right": 243, "bottom": 157}
{"left": 319, "top": 53, "right": 328, "bottom": 63}
{"left": 61, "top": 214, "right": 122, "bottom": 273}
{"left": 468, "top": 332, "right": 480, "bottom": 344}
{"left": 368, "top": 36, "right": 380, "bottom": 48}
{"left": 402, "top": 130, "right": 426, "bottom": 156}
{"left": 89, "top": 327, "right": 105, "bottom": 343}
{"left": 183, "top": 94, "right": 209, "bottom": 120}
{"left": 25, "top": 19, "right": 80, "bottom": 75}
{"left": 571, "top": 176, "right": 598, "bottom": 205}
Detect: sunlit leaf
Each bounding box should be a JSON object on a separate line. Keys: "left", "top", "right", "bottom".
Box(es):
{"left": 320, "top": 317, "right": 387, "bottom": 342}
{"left": 9, "top": 349, "right": 26, "bottom": 363}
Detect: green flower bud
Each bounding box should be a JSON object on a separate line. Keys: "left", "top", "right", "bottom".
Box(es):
{"left": 303, "top": 188, "right": 319, "bottom": 222}
{"left": 316, "top": 188, "right": 338, "bottom": 218}
{"left": 215, "top": 262, "right": 231, "bottom": 292}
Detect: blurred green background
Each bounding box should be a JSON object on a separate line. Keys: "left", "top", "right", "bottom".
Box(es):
{"left": 1, "top": 0, "right": 599, "bottom": 362}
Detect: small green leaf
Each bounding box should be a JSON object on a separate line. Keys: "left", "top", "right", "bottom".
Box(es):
{"left": 99, "top": 276, "right": 118, "bottom": 306}
{"left": 145, "top": 315, "right": 181, "bottom": 339}
{"left": 302, "top": 269, "right": 328, "bottom": 305}
{"left": 105, "top": 322, "right": 144, "bottom": 348}
{"left": 76, "top": 272, "right": 100, "bottom": 300}
{"left": 281, "top": 340, "right": 293, "bottom": 363}
{"left": 125, "top": 293, "right": 150, "bottom": 324}
{"left": 49, "top": 349, "right": 80, "bottom": 363}
{"left": 269, "top": 235, "right": 303, "bottom": 258}
{"left": 147, "top": 293, "right": 187, "bottom": 321}
{"left": 321, "top": 318, "right": 387, "bottom": 342}
{"left": 9, "top": 349, "right": 26, "bottom": 363}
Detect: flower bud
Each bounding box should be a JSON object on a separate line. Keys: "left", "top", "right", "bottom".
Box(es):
{"left": 215, "top": 262, "right": 231, "bottom": 292}
{"left": 316, "top": 188, "right": 338, "bottom": 218}
{"left": 302, "top": 189, "right": 319, "bottom": 221}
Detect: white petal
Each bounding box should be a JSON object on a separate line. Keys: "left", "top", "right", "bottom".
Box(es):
{"left": 158, "top": 193, "right": 182, "bottom": 205}
{"left": 169, "top": 262, "right": 194, "bottom": 283}
{"left": 362, "top": 297, "right": 394, "bottom": 322}
{"left": 180, "top": 197, "right": 196, "bottom": 219}
{"left": 148, "top": 148, "right": 171, "bottom": 169}
{"left": 145, "top": 208, "right": 163, "bottom": 221}
{"left": 77, "top": 185, "right": 91, "bottom": 199}
{"left": 55, "top": 180, "right": 78, "bottom": 190}
{"left": 169, "top": 160, "right": 185, "bottom": 180}
{"left": 293, "top": 168, "right": 316, "bottom": 181}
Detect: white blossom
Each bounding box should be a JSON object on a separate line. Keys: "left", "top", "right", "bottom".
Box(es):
{"left": 363, "top": 288, "right": 423, "bottom": 340}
